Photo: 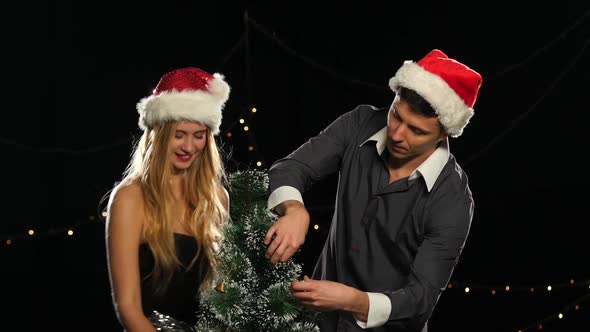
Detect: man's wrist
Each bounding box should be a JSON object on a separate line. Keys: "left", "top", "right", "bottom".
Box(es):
{"left": 350, "top": 289, "right": 369, "bottom": 322}
{"left": 276, "top": 200, "right": 305, "bottom": 216}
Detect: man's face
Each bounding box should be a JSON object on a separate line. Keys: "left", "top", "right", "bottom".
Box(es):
{"left": 386, "top": 97, "right": 447, "bottom": 162}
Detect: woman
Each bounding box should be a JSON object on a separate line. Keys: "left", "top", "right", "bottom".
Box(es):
{"left": 105, "top": 67, "right": 231, "bottom": 331}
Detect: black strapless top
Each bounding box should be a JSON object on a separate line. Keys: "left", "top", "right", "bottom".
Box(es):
{"left": 139, "top": 233, "right": 208, "bottom": 326}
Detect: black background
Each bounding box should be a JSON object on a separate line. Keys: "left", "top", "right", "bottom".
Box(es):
{"left": 2, "top": 2, "right": 589, "bottom": 331}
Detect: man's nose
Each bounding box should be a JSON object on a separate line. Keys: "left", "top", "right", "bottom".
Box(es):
{"left": 390, "top": 125, "right": 406, "bottom": 142}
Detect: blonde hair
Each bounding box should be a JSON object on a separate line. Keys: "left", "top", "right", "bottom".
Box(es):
{"left": 121, "top": 121, "right": 228, "bottom": 293}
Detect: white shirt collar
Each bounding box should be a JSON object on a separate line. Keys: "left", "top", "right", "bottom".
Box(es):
{"left": 361, "top": 126, "right": 450, "bottom": 192}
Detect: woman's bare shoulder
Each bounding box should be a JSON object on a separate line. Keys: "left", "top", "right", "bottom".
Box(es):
{"left": 108, "top": 180, "right": 144, "bottom": 211}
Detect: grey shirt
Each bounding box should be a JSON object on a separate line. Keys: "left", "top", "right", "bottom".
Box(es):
{"left": 268, "top": 104, "right": 474, "bottom": 332}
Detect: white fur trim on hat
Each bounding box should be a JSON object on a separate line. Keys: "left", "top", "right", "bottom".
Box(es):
{"left": 136, "top": 73, "right": 230, "bottom": 134}
{"left": 389, "top": 62, "right": 474, "bottom": 137}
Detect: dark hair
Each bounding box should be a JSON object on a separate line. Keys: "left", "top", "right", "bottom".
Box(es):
{"left": 397, "top": 86, "right": 437, "bottom": 118}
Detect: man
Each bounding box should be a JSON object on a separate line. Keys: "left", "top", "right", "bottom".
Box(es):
{"left": 264, "top": 49, "right": 482, "bottom": 331}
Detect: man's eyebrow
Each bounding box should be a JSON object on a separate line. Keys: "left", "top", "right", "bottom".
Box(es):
{"left": 392, "top": 107, "right": 432, "bottom": 134}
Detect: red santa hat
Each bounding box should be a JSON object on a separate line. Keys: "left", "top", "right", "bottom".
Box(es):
{"left": 389, "top": 49, "right": 482, "bottom": 137}
{"left": 137, "top": 67, "right": 230, "bottom": 134}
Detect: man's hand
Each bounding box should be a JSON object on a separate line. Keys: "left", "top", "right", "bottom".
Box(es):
{"left": 264, "top": 200, "right": 309, "bottom": 264}
{"left": 290, "top": 276, "right": 369, "bottom": 322}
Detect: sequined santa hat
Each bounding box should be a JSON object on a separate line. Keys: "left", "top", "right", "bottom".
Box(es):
{"left": 137, "top": 67, "right": 230, "bottom": 134}
{"left": 389, "top": 49, "right": 482, "bottom": 137}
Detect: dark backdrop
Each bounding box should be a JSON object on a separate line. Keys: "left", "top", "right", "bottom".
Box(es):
{"left": 3, "top": 2, "right": 589, "bottom": 331}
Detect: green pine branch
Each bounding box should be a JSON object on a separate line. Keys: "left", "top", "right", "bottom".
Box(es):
{"left": 194, "top": 168, "right": 320, "bottom": 332}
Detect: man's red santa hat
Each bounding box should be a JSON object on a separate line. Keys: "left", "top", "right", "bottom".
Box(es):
{"left": 389, "top": 49, "right": 482, "bottom": 137}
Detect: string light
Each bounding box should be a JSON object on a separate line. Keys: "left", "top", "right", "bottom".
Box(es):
{"left": 237, "top": 104, "right": 265, "bottom": 169}
{"left": 450, "top": 279, "right": 589, "bottom": 293}
{"left": 447, "top": 280, "right": 590, "bottom": 332}
{"left": 0, "top": 96, "right": 268, "bottom": 174}
{"left": 1, "top": 217, "right": 100, "bottom": 244}
{"left": 1, "top": 216, "right": 587, "bottom": 332}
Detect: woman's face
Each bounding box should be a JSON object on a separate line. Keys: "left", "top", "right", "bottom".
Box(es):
{"left": 170, "top": 121, "right": 208, "bottom": 172}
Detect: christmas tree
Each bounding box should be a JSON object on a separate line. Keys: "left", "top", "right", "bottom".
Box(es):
{"left": 193, "top": 168, "right": 320, "bottom": 332}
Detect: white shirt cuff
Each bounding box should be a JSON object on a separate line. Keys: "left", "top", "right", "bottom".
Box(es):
{"left": 356, "top": 292, "right": 391, "bottom": 329}
{"left": 267, "top": 186, "right": 304, "bottom": 217}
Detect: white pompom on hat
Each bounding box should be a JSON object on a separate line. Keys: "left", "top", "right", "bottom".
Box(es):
{"left": 389, "top": 49, "right": 482, "bottom": 137}
{"left": 137, "top": 67, "right": 230, "bottom": 134}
